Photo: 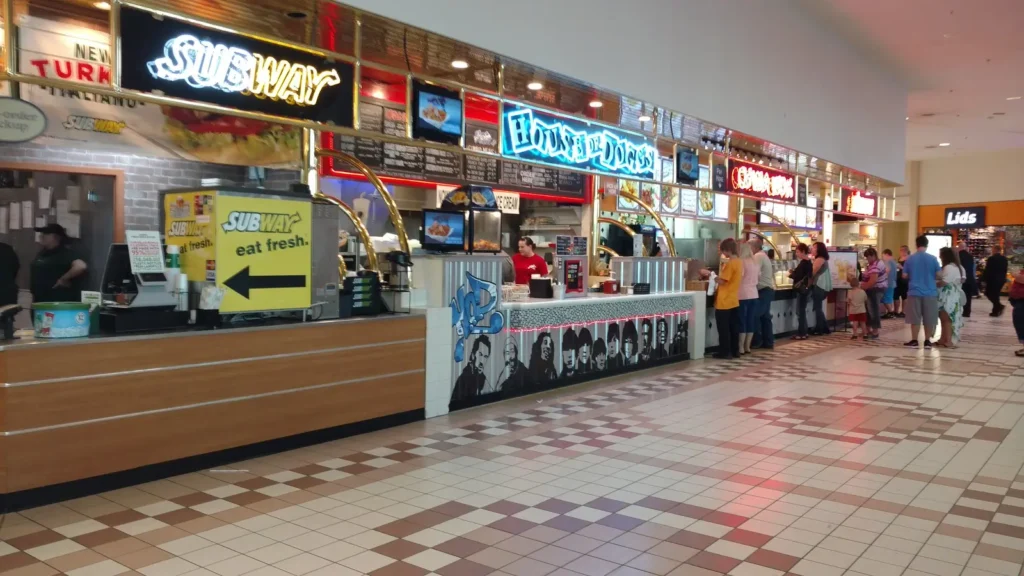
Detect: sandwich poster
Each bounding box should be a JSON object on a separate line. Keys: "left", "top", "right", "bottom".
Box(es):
{"left": 16, "top": 15, "right": 300, "bottom": 168}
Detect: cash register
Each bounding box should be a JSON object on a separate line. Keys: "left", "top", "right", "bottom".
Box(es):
{"left": 99, "top": 243, "right": 187, "bottom": 333}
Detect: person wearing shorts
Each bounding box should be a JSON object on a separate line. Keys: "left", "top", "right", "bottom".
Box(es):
{"left": 881, "top": 249, "right": 897, "bottom": 318}
{"left": 894, "top": 245, "right": 910, "bottom": 317}
{"left": 903, "top": 236, "right": 941, "bottom": 347}
{"left": 847, "top": 277, "right": 868, "bottom": 339}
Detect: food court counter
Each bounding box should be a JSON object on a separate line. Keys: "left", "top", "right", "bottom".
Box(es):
{"left": 419, "top": 252, "right": 707, "bottom": 416}
{"left": 0, "top": 313, "right": 425, "bottom": 508}
{"left": 704, "top": 286, "right": 842, "bottom": 349}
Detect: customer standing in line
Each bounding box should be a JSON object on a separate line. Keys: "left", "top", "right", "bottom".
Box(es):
{"left": 710, "top": 238, "right": 743, "bottom": 360}
{"left": 810, "top": 242, "right": 832, "bottom": 335}
{"left": 936, "top": 247, "right": 966, "bottom": 348}
{"left": 788, "top": 243, "right": 814, "bottom": 340}
{"left": 749, "top": 237, "right": 776, "bottom": 349}
{"left": 894, "top": 245, "right": 910, "bottom": 318}
{"left": 881, "top": 249, "right": 898, "bottom": 319}
{"left": 983, "top": 245, "right": 1009, "bottom": 317}
{"left": 902, "top": 235, "right": 941, "bottom": 348}
{"left": 737, "top": 242, "right": 760, "bottom": 354}
{"left": 1009, "top": 267, "right": 1024, "bottom": 357}
{"left": 957, "top": 241, "right": 977, "bottom": 318}
{"left": 860, "top": 247, "right": 887, "bottom": 340}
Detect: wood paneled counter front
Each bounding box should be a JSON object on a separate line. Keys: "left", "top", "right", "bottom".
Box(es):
{"left": 0, "top": 314, "right": 425, "bottom": 505}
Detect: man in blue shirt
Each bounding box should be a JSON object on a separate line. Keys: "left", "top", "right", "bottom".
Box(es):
{"left": 902, "top": 235, "right": 941, "bottom": 347}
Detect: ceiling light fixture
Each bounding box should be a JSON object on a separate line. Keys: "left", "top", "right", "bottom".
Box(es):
{"left": 589, "top": 100, "right": 603, "bottom": 108}
{"left": 527, "top": 81, "right": 543, "bottom": 91}
{"left": 905, "top": 116, "right": 909, "bottom": 120}
{"left": 94, "top": 1, "right": 111, "bottom": 9}
{"left": 638, "top": 115, "right": 651, "bottom": 123}
{"left": 1008, "top": 96, "right": 1022, "bottom": 101}
{"left": 451, "top": 60, "right": 469, "bottom": 69}
{"left": 939, "top": 142, "right": 951, "bottom": 147}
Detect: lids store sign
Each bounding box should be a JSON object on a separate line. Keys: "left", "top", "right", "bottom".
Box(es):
{"left": 944, "top": 206, "right": 986, "bottom": 228}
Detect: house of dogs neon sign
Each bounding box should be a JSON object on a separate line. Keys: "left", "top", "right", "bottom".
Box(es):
{"left": 503, "top": 107, "right": 656, "bottom": 179}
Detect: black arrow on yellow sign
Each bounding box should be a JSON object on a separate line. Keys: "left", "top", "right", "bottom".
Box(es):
{"left": 224, "top": 266, "right": 306, "bottom": 299}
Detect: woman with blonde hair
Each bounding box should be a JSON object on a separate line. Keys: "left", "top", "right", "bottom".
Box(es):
{"left": 737, "top": 242, "right": 760, "bottom": 354}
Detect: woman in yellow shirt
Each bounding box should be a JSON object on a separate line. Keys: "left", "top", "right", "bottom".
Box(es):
{"left": 714, "top": 238, "right": 743, "bottom": 359}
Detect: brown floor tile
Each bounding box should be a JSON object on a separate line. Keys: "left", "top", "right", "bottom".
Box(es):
{"left": 666, "top": 531, "right": 717, "bottom": 551}
{"left": 462, "top": 526, "right": 514, "bottom": 546}
{"left": 378, "top": 520, "right": 427, "bottom": 539}
{"left": 43, "top": 549, "right": 105, "bottom": 573}
{"left": 636, "top": 497, "right": 679, "bottom": 512}
{"left": 373, "top": 539, "right": 428, "bottom": 560}
{"left": 588, "top": 498, "right": 630, "bottom": 513}
{"left": 432, "top": 502, "right": 477, "bottom": 518}
{"left": 668, "top": 504, "right": 712, "bottom": 520}
{"left": 435, "top": 558, "right": 493, "bottom": 576}
{"left": 169, "top": 492, "right": 216, "bottom": 507}
{"left": 405, "top": 510, "right": 451, "bottom": 529}
{"left": 116, "top": 547, "right": 175, "bottom": 569}
{"left": 0, "top": 553, "right": 39, "bottom": 574}
{"left": 435, "top": 537, "right": 490, "bottom": 558}
{"left": 974, "top": 426, "right": 1011, "bottom": 442}
{"left": 368, "top": 561, "right": 429, "bottom": 576}
{"left": 246, "top": 498, "right": 291, "bottom": 514}
{"left": 235, "top": 477, "right": 276, "bottom": 490}
{"left": 153, "top": 508, "right": 205, "bottom": 526}
{"left": 543, "top": 515, "right": 589, "bottom": 533}
{"left": 598, "top": 514, "right": 645, "bottom": 531}
{"left": 701, "top": 511, "right": 746, "bottom": 528}
{"left": 92, "top": 537, "right": 150, "bottom": 559}
{"left": 340, "top": 463, "right": 377, "bottom": 475}
{"left": 224, "top": 491, "right": 268, "bottom": 506}
{"left": 746, "top": 549, "right": 800, "bottom": 572}
{"left": 135, "top": 526, "right": 189, "bottom": 546}
{"left": 685, "top": 551, "right": 741, "bottom": 573}
{"left": 293, "top": 464, "right": 330, "bottom": 476}
{"left": 6, "top": 530, "right": 64, "bottom": 551}
{"left": 0, "top": 563, "right": 59, "bottom": 576}
{"left": 286, "top": 477, "right": 327, "bottom": 490}
{"left": 72, "top": 528, "right": 128, "bottom": 549}
{"left": 176, "top": 516, "right": 226, "bottom": 535}
{"left": 489, "top": 517, "right": 537, "bottom": 535}
{"left": 723, "top": 529, "right": 771, "bottom": 548}
{"left": 484, "top": 501, "right": 529, "bottom": 516}
{"left": 973, "top": 542, "right": 1024, "bottom": 564}
{"left": 536, "top": 499, "right": 579, "bottom": 515}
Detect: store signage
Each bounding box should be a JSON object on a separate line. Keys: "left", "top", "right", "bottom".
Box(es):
{"left": 120, "top": 6, "right": 354, "bottom": 126}
{"left": 840, "top": 187, "right": 878, "bottom": 218}
{"left": 502, "top": 105, "right": 656, "bottom": 179}
{"left": 124, "top": 230, "right": 165, "bottom": 274}
{"left": 0, "top": 97, "right": 47, "bottom": 143}
{"left": 712, "top": 164, "right": 727, "bottom": 191}
{"left": 728, "top": 160, "right": 795, "bottom": 201}
{"left": 944, "top": 206, "right": 986, "bottom": 228}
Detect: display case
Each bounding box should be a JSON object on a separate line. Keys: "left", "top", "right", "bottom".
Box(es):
{"left": 469, "top": 209, "right": 502, "bottom": 253}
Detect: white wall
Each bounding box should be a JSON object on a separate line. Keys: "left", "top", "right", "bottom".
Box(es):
{"left": 343, "top": 0, "right": 908, "bottom": 184}
{"left": 918, "top": 149, "right": 1024, "bottom": 206}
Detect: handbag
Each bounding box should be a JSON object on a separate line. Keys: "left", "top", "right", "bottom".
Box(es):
{"left": 1010, "top": 279, "right": 1024, "bottom": 301}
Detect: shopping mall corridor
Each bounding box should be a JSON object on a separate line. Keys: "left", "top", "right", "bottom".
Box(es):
{"left": 3, "top": 302, "right": 1024, "bottom": 576}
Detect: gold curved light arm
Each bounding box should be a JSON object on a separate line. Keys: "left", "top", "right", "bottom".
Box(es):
{"left": 745, "top": 229, "right": 781, "bottom": 257}
{"left": 617, "top": 189, "right": 677, "bottom": 257}
{"left": 313, "top": 196, "right": 379, "bottom": 273}
{"left": 598, "top": 217, "right": 648, "bottom": 256}
{"left": 597, "top": 245, "right": 621, "bottom": 258}
{"left": 743, "top": 208, "right": 800, "bottom": 239}
{"left": 337, "top": 254, "right": 347, "bottom": 280}
{"left": 315, "top": 148, "right": 410, "bottom": 255}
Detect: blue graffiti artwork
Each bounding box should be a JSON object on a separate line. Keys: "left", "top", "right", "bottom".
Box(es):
{"left": 451, "top": 272, "right": 503, "bottom": 362}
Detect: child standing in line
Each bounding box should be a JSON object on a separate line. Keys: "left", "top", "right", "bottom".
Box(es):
{"left": 848, "top": 275, "right": 868, "bottom": 339}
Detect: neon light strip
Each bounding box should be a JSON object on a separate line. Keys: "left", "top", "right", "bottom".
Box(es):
{"left": 147, "top": 35, "right": 341, "bottom": 106}
{"left": 507, "top": 311, "right": 691, "bottom": 334}
{"left": 504, "top": 108, "right": 656, "bottom": 177}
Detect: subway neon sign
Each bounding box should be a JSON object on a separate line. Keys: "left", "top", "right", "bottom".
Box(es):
{"left": 503, "top": 106, "right": 656, "bottom": 178}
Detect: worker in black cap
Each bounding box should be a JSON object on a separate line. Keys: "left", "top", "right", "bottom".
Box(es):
{"left": 31, "top": 223, "right": 88, "bottom": 304}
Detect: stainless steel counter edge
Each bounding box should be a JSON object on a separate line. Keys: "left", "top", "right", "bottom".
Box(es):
{"left": 0, "top": 311, "right": 426, "bottom": 351}
{"left": 500, "top": 291, "right": 701, "bottom": 310}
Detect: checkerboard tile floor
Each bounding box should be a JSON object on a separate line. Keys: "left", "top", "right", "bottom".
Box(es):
{"left": 4, "top": 300, "right": 1024, "bottom": 576}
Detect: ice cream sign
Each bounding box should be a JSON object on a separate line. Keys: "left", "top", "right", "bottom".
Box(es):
{"left": 147, "top": 36, "right": 341, "bottom": 107}
{"left": 119, "top": 6, "right": 354, "bottom": 127}
{"left": 502, "top": 105, "right": 656, "bottom": 179}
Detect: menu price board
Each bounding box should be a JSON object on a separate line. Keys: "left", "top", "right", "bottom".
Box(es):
{"left": 424, "top": 148, "right": 461, "bottom": 178}
{"left": 465, "top": 121, "right": 499, "bottom": 154}
{"left": 500, "top": 161, "right": 558, "bottom": 191}
{"left": 557, "top": 171, "right": 585, "bottom": 195}
{"left": 383, "top": 143, "right": 426, "bottom": 174}
{"left": 336, "top": 135, "right": 384, "bottom": 168}
{"left": 464, "top": 155, "right": 499, "bottom": 184}
{"left": 359, "top": 102, "right": 385, "bottom": 133}
{"left": 383, "top": 108, "right": 407, "bottom": 138}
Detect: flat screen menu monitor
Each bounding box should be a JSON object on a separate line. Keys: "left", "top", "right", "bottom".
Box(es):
{"left": 412, "top": 81, "right": 463, "bottom": 145}
{"left": 421, "top": 209, "right": 467, "bottom": 252}
{"left": 676, "top": 148, "right": 699, "bottom": 185}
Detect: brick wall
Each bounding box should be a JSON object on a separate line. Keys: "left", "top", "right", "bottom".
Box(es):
{"left": 0, "top": 142, "right": 248, "bottom": 230}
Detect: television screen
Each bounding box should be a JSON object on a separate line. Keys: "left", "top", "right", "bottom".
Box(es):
{"left": 412, "top": 81, "right": 463, "bottom": 144}
{"left": 676, "top": 148, "right": 699, "bottom": 185}
{"left": 422, "top": 210, "right": 466, "bottom": 250}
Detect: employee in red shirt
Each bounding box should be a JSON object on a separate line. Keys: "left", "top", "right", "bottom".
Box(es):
{"left": 512, "top": 237, "right": 548, "bottom": 285}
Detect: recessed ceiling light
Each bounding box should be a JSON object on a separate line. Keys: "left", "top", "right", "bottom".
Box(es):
{"left": 1008, "top": 96, "right": 1022, "bottom": 101}
{"left": 589, "top": 100, "right": 603, "bottom": 108}
{"left": 638, "top": 115, "right": 651, "bottom": 123}
{"left": 938, "top": 142, "right": 951, "bottom": 147}
{"left": 94, "top": 1, "right": 110, "bottom": 9}
{"left": 527, "top": 81, "right": 543, "bottom": 91}
{"left": 905, "top": 116, "right": 909, "bottom": 120}
{"left": 451, "top": 60, "right": 469, "bottom": 69}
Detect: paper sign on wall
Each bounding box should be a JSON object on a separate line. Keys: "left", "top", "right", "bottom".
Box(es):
{"left": 10, "top": 202, "right": 20, "bottom": 230}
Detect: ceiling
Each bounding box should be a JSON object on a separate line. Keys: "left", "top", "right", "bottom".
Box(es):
{"left": 815, "top": 0, "right": 1024, "bottom": 160}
